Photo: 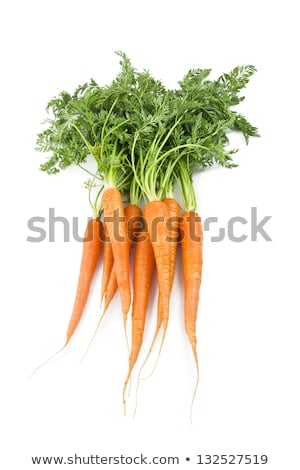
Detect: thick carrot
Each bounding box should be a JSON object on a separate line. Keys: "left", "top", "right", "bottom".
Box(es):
{"left": 66, "top": 218, "right": 102, "bottom": 344}
{"left": 101, "top": 188, "right": 131, "bottom": 319}
{"left": 140, "top": 197, "right": 180, "bottom": 378}
{"left": 181, "top": 211, "right": 203, "bottom": 419}
{"left": 133, "top": 200, "right": 172, "bottom": 414}
{"left": 100, "top": 224, "right": 113, "bottom": 304}
{"left": 104, "top": 204, "right": 143, "bottom": 314}
{"left": 134, "top": 199, "right": 180, "bottom": 387}
{"left": 123, "top": 228, "right": 154, "bottom": 412}
{"left": 139, "top": 201, "right": 172, "bottom": 364}
{"left": 144, "top": 200, "right": 172, "bottom": 333}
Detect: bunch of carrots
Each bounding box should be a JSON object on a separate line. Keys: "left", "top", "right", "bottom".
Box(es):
{"left": 34, "top": 53, "right": 258, "bottom": 416}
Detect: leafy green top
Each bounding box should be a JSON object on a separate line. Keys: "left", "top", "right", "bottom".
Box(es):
{"left": 36, "top": 52, "right": 259, "bottom": 212}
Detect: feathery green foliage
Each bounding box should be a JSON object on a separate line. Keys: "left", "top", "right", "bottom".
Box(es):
{"left": 36, "top": 52, "right": 259, "bottom": 211}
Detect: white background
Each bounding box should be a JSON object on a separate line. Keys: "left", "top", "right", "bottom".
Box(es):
{"left": 0, "top": 1, "right": 299, "bottom": 469}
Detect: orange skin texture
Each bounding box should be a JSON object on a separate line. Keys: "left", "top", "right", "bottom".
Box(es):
{"left": 101, "top": 224, "right": 113, "bottom": 303}
{"left": 123, "top": 229, "right": 155, "bottom": 398}
{"left": 101, "top": 188, "right": 131, "bottom": 318}
{"left": 104, "top": 204, "right": 143, "bottom": 314}
{"left": 144, "top": 200, "right": 172, "bottom": 331}
{"left": 163, "top": 198, "right": 180, "bottom": 286}
{"left": 66, "top": 218, "right": 102, "bottom": 344}
{"left": 181, "top": 211, "right": 203, "bottom": 363}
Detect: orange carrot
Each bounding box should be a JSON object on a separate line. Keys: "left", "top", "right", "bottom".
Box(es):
{"left": 100, "top": 224, "right": 113, "bottom": 304}
{"left": 140, "top": 201, "right": 172, "bottom": 362}
{"left": 181, "top": 211, "right": 203, "bottom": 419}
{"left": 82, "top": 204, "right": 142, "bottom": 360}
{"left": 29, "top": 217, "right": 102, "bottom": 377}
{"left": 101, "top": 188, "right": 131, "bottom": 319}
{"left": 163, "top": 197, "right": 180, "bottom": 287}
{"left": 123, "top": 228, "right": 154, "bottom": 411}
{"left": 133, "top": 200, "right": 172, "bottom": 414}
{"left": 144, "top": 198, "right": 180, "bottom": 378}
{"left": 140, "top": 197, "right": 180, "bottom": 379}
{"left": 66, "top": 218, "right": 102, "bottom": 344}
{"left": 144, "top": 200, "right": 172, "bottom": 332}
{"left": 104, "top": 204, "right": 143, "bottom": 314}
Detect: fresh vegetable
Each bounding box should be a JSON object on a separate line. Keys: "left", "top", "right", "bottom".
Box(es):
{"left": 144, "top": 200, "right": 172, "bottom": 349}
{"left": 164, "top": 197, "right": 180, "bottom": 286}
{"left": 29, "top": 218, "right": 102, "bottom": 378}
{"left": 66, "top": 218, "right": 102, "bottom": 344}
{"left": 101, "top": 187, "right": 131, "bottom": 321}
{"left": 104, "top": 203, "right": 143, "bottom": 315}
{"left": 33, "top": 52, "right": 258, "bottom": 418}
{"left": 101, "top": 225, "right": 113, "bottom": 304}
{"left": 123, "top": 228, "right": 155, "bottom": 412}
{"left": 181, "top": 210, "right": 203, "bottom": 419}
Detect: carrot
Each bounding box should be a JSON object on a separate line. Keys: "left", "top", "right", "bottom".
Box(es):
{"left": 65, "top": 218, "right": 103, "bottom": 343}
{"left": 140, "top": 197, "right": 180, "bottom": 380}
{"left": 163, "top": 197, "right": 180, "bottom": 286}
{"left": 29, "top": 217, "right": 102, "bottom": 377}
{"left": 104, "top": 204, "right": 143, "bottom": 314}
{"left": 101, "top": 188, "right": 131, "bottom": 320}
{"left": 123, "top": 228, "right": 154, "bottom": 412}
{"left": 139, "top": 201, "right": 172, "bottom": 364}
{"left": 81, "top": 203, "right": 142, "bottom": 361}
{"left": 181, "top": 211, "right": 203, "bottom": 419}
{"left": 100, "top": 224, "right": 113, "bottom": 305}
{"left": 132, "top": 200, "right": 172, "bottom": 414}
{"left": 145, "top": 200, "right": 172, "bottom": 327}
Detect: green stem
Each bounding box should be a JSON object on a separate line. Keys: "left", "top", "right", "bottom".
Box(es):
{"left": 129, "top": 178, "right": 141, "bottom": 206}
{"left": 93, "top": 186, "right": 104, "bottom": 217}
{"left": 178, "top": 162, "right": 197, "bottom": 211}
{"left": 77, "top": 163, "right": 102, "bottom": 180}
{"left": 100, "top": 97, "right": 118, "bottom": 149}
{"left": 101, "top": 119, "right": 129, "bottom": 152}
{"left": 71, "top": 123, "right": 98, "bottom": 164}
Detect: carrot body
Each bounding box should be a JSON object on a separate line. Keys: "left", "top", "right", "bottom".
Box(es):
{"left": 163, "top": 197, "right": 180, "bottom": 288}
{"left": 104, "top": 204, "right": 143, "bottom": 313}
{"left": 137, "top": 199, "right": 179, "bottom": 383}
{"left": 66, "top": 218, "right": 102, "bottom": 344}
{"left": 134, "top": 201, "right": 173, "bottom": 411}
{"left": 181, "top": 211, "right": 203, "bottom": 364}
{"left": 100, "top": 224, "right": 113, "bottom": 303}
{"left": 101, "top": 188, "right": 131, "bottom": 318}
{"left": 154, "top": 197, "right": 180, "bottom": 340}
{"left": 144, "top": 200, "right": 172, "bottom": 332}
{"left": 130, "top": 230, "right": 154, "bottom": 367}
{"left": 123, "top": 229, "right": 154, "bottom": 408}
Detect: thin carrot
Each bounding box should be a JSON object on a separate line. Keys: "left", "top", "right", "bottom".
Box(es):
{"left": 82, "top": 203, "right": 142, "bottom": 361}
{"left": 65, "top": 218, "right": 103, "bottom": 343}
{"left": 104, "top": 204, "right": 143, "bottom": 314}
{"left": 29, "top": 218, "right": 102, "bottom": 377}
{"left": 100, "top": 224, "right": 113, "bottom": 305}
{"left": 123, "top": 228, "right": 154, "bottom": 412}
{"left": 181, "top": 211, "right": 203, "bottom": 420}
{"left": 101, "top": 188, "right": 131, "bottom": 320}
